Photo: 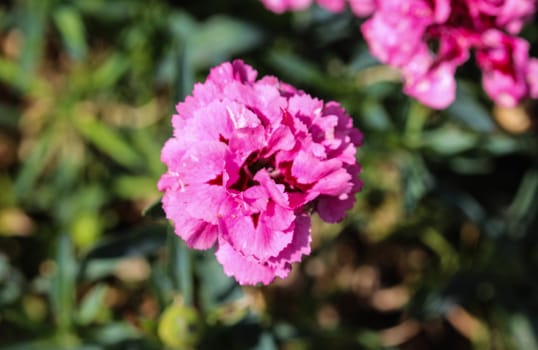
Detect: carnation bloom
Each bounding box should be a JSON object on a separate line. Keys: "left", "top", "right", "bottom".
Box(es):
{"left": 158, "top": 60, "right": 363, "bottom": 285}
{"left": 361, "top": 0, "right": 538, "bottom": 108}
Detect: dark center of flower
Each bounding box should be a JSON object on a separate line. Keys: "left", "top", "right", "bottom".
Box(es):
{"left": 209, "top": 150, "right": 314, "bottom": 197}
{"left": 229, "top": 152, "right": 272, "bottom": 192}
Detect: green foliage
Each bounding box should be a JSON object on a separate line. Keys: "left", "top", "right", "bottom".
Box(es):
{"left": 0, "top": 0, "right": 537, "bottom": 349}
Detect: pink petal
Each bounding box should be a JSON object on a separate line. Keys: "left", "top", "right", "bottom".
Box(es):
{"left": 264, "top": 125, "right": 296, "bottom": 157}
{"left": 311, "top": 168, "right": 352, "bottom": 196}
{"left": 316, "top": 193, "right": 355, "bottom": 223}
{"left": 208, "top": 60, "right": 258, "bottom": 86}
{"left": 243, "top": 185, "right": 269, "bottom": 212}
{"left": 161, "top": 139, "right": 227, "bottom": 184}
{"left": 291, "top": 150, "right": 342, "bottom": 184}
{"left": 254, "top": 169, "right": 289, "bottom": 208}
{"left": 348, "top": 0, "right": 376, "bottom": 17}
{"left": 402, "top": 48, "right": 457, "bottom": 109}
{"left": 223, "top": 202, "right": 295, "bottom": 260}
{"left": 271, "top": 213, "right": 312, "bottom": 264}
{"left": 404, "top": 63, "right": 457, "bottom": 109}
{"left": 528, "top": 58, "right": 538, "bottom": 98}
{"left": 183, "top": 184, "right": 230, "bottom": 224}
{"left": 162, "top": 192, "right": 218, "bottom": 249}
{"left": 216, "top": 237, "right": 276, "bottom": 285}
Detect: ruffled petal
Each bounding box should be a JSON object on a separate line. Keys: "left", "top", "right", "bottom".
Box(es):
{"left": 216, "top": 238, "right": 276, "bottom": 285}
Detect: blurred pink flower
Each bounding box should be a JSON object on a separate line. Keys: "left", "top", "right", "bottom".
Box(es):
{"left": 158, "top": 60, "right": 363, "bottom": 285}
{"left": 261, "top": 0, "right": 312, "bottom": 13}
{"left": 476, "top": 29, "right": 533, "bottom": 106}
{"left": 361, "top": 0, "right": 537, "bottom": 108}
{"left": 348, "top": 0, "right": 376, "bottom": 17}
{"left": 260, "top": 0, "right": 374, "bottom": 16}
{"left": 317, "top": 0, "right": 347, "bottom": 12}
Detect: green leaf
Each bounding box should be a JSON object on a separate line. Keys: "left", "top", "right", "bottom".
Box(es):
{"left": 74, "top": 117, "right": 142, "bottom": 169}
{"left": 481, "top": 134, "right": 521, "bottom": 155}
{"left": 0, "top": 256, "right": 24, "bottom": 307}
{"left": 177, "top": 42, "right": 195, "bottom": 105}
{"left": 252, "top": 331, "right": 278, "bottom": 350}
{"left": 348, "top": 44, "right": 379, "bottom": 72}
{"left": 506, "top": 169, "right": 538, "bottom": 238}
{"left": 187, "top": 16, "right": 263, "bottom": 68}
{"left": 142, "top": 199, "right": 165, "bottom": 220}
{"left": 196, "top": 250, "right": 242, "bottom": 312}
{"left": 14, "top": 132, "right": 54, "bottom": 199}
{"left": 83, "top": 224, "right": 167, "bottom": 261}
{"left": 400, "top": 154, "right": 433, "bottom": 213}
{"left": 113, "top": 175, "right": 158, "bottom": 200}
{"left": 149, "top": 265, "right": 175, "bottom": 310}
{"left": 91, "top": 54, "right": 130, "bottom": 90}
{"left": 268, "top": 51, "right": 324, "bottom": 85}
{"left": 131, "top": 129, "right": 165, "bottom": 177}
{"left": 446, "top": 83, "right": 495, "bottom": 132}
{"left": 422, "top": 128, "right": 478, "bottom": 155}
{"left": 436, "top": 188, "right": 502, "bottom": 238}
{"left": 510, "top": 313, "right": 538, "bottom": 350}
{"left": 88, "top": 322, "right": 140, "bottom": 346}
{"left": 53, "top": 6, "right": 87, "bottom": 60}
{"left": 157, "top": 11, "right": 197, "bottom": 96}
{"left": 421, "top": 228, "right": 459, "bottom": 273}
{"left": 0, "top": 340, "right": 100, "bottom": 350}
{"left": 17, "top": 0, "right": 51, "bottom": 87}
{"left": 359, "top": 99, "right": 392, "bottom": 131}
{"left": 356, "top": 329, "right": 383, "bottom": 349}
{"left": 78, "top": 259, "right": 119, "bottom": 282}
{"left": 50, "top": 233, "right": 77, "bottom": 333}
{"left": 75, "top": 0, "right": 140, "bottom": 21}
{"left": 167, "top": 10, "right": 197, "bottom": 39}
{"left": 167, "top": 230, "right": 193, "bottom": 305}
{"left": 448, "top": 156, "right": 493, "bottom": 175}
{"left": 75, "top": 284, "right": 108, "bottom": 326}
{"left": 0, "top": 58, "right": 26, "bottom": 90}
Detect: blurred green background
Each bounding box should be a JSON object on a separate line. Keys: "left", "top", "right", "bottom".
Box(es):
{"left": 1, "top": 0, "right": 538, "bottom": 349}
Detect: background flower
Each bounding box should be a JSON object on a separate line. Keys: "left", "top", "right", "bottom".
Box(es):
{"left": 260, "top": 0, "right": 374, "bottom": 16}
{"left": 361, "top": 0, "right": 538, "bottom": 108}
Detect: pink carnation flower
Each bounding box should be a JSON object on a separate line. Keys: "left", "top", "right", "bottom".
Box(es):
{"left": 361, "top": 0, "right": 538, "bottom": 108}
{"left": 158, "top": 60, "right": 363, "bottom": 285}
